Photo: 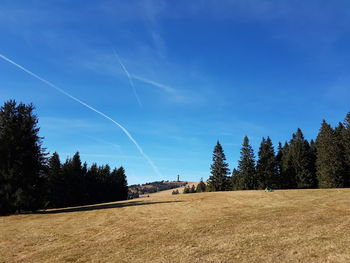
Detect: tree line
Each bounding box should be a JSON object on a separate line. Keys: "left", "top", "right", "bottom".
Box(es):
{"left": 0, "top": 100, "right": 128, "bottom": 215}
{"left": 182, "top": 179, "right": 207, "bottom": 194}
{"left": 208, "top": 112, "right": 350, "bottom": 191}
{"left": 44, "top": 152, "right": 128, "bottom": 209}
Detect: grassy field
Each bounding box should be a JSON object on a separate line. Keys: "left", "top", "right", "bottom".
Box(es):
{"left": 1, "top": 188, "right": 350, "bottom": 263}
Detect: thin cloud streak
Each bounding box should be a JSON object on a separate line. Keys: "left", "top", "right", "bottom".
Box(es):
{"left": 113, "top": 49, "right": 143, "bottom": 107}
{"left": 0, "top": 53, "right": 162, "bottom": 178}
{"left": 131, "top": 74, "right": 176, "bottom": 93}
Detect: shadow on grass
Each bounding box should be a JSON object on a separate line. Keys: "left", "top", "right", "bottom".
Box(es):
{"left": 36, "top": 200, "right": 183, "bottom": 214}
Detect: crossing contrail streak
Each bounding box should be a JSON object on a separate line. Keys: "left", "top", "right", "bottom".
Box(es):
{"left": 0, "top": 54, "right": 162, "bottom": 178}
{"left": 113, "top": 50, "right": 142, "bottom": 107}
{"left": 131, "top": 75, "right": 176, "bottom": 93}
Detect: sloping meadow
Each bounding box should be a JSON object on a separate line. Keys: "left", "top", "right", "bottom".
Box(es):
{"left": 1, "top": 189, "right": 350, "bottom": 262}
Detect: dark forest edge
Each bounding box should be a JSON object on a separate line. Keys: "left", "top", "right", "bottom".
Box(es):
{"left": 0, "top": 100, "right": 128, "bottom": 215}
{"left": 206, "top": 112, "right": 350, "bottom": 192}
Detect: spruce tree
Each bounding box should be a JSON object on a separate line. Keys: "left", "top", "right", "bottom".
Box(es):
{"left": 275, "top": 142, "right": 283, "bottom": 188}
{"left": 280, "top": 142, "right": 296, "bottom": 189}
{"left": 309, "top": 139, "right": 317, "bottom": 185}
{"left": 335, "top": 122, "right": 348, "bottom": 186}
{"left": 99, "top": 164, "right": 111, "bottom": 202}
{"left": 196, "top": 178, "right": 207, "bottom": 192}
{"left": 236, "top": 136, "right": 256, "bottom": 190}
{"left": 288, "top": 129, "right": 317, "bottom": 189}
{"left": 183, "top": 185, "right": 190, "bottom": 194}
{"left": 45, "top": 152, "right": 64, "bottom": 208}
{"left": 0, "top": 100, "right": 46, "bottom": 214}
{"left": 343, "top": 112, "right": 350, "bottom": 187}
{"left": 190, "top": 185, "right": 196, "bottom": 193}
{"left": 115, "top": 166, "right": 128, "bottom": 200}
{"left": 61, "top": 152, "right": 86, "bottom": 206}
{"left": 231, "top": 168, "right": 241, "bottom": 190}
{"left": 86, "top": 163, "right": 99, "bottom": 204}
{"left": 207, "top": 141, "right": 230, "bottom": 191}
{"left": 256, "top": 137, "right": 278, "bottom": 189}
{"left": 316, "top": 120, "right": 346, "bottom": 188}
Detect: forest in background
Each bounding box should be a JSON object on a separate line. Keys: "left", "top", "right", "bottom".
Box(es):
{"left": 0, "top": 100, "right": 128, "bottom": 215}
{"left": 207, "top": 112, "right": 350, "bottom": 191}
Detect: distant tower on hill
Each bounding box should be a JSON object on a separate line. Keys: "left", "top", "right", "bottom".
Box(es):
{"left": 177, "top": 174, "right": 180, "bottom": 182}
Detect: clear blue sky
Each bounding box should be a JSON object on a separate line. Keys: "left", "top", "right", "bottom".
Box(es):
{"left": 0, "top": 1, "right": 349, "bottom": 185}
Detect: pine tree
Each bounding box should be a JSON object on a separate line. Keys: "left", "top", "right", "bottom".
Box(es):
{"left": 335, "top": 122, "right": 348, "bottom": 186}
{"left": 288, "top": 129, "right": 317, "bottom": 189}
{"left": 86, "top": 163, "right": 99, "bottom": 204}
{"left": 256, "top": 137, "right": 278, "bottom": 189}
{"left": 0, "top": 100, "right": 46, "bottom": 214}
{"left": 99, "top": 164, "right": 111, "bottom": 202}
{"left": 280, "top": 142, "right": 296, "bottom": 189}
{"left": 196, "top": 178, "right": 207, "bottom": 192}
{"left": 183, "top": 185, "right": 190, "bottom": 194}
{"left": 61, "top": 152, "right": 86, "bottom": 206}
{"left": 190, "top": 185, "right": 196, "bottom": 193}
{"left": 309, "top": 139, "right": 317, "bottom": 185}
{"left": 114, "top": 166, "right": 128, "bottom": 200}
{"left": 207, "top": 141, "right": 230, "bottom": 191}
{"left": 235, "top": 136, "right": 256, "bottom": 190}
{"left": 275, "top": 142, "right": 283, "bottom": 188}
{"left": 343, "top": 112, "right": 350, "bottom": 187}
{"left": 45, "top": 152, "right": 64, "bottom": 208}
{"left": 316, "top": 120, "right": 346, "bottom": 188}
{"left": 231, "top": 168, "right": 240, "bottom": 190}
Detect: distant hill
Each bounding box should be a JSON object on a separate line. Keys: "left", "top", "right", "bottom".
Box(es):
{"left": 128, "top": 180, "right": 188, "bottom": 198}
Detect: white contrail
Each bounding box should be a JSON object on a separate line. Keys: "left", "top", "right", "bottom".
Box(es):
{"left": 112, "top": 50, "right": 142, "bottom": 107}
{"left": 131, "top": 75, "right": 176, "bottom": 93}
{"left": 0, "top": 54, "right": 162, "bottom": 178}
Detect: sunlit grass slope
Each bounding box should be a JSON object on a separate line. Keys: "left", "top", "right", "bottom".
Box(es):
{"left": 1, "top": 189, "right": 350, "bottom": 262}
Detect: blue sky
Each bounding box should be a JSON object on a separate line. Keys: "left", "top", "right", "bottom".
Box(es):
{"left": 1, "top": 0, "right": 349, "bottom": 185}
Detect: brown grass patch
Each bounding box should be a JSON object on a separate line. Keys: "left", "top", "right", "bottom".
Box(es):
{"left": 1, "top": 189, "right": 350, "bottom": 262}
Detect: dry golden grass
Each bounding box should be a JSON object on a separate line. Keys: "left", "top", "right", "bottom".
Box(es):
{"left": 141, "top": 181, "right": 197, "bottom": 197}
{"left": 1, "top": 189, "right": 350, "bottom": 263}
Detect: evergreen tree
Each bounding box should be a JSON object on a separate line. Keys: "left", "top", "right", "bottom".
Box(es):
{"left": 275, "top": 142, "right": 283, "bottom": 188}
{"left": 99, "top": 164, "right": 111, "bottom": 202}
{"left": 335, "top": 122, "right": 348, "bottom": 186}
{"left": 280, "top": 142, "right": 296, "bottom": 189}
{"left": 61, "top": 152, "right": 86, "bottom": 206}
{"left": 82, "top": 162, "right": 88, "bottom": 177}
{"left": 231, "top": 168, "right": 240, "bottom": 190}
{"left": 85, "top": 163, "right": 99, "bottom": 204}
{"left": 189, "top": 184, "right": 195, "bottom": 193}
{"left": 196, "top": 178, "right": 207, "bottom": 193}
{"left": 316, "top": 120, "right": 346, "bottom": 188}
{"left": 343, "top": 112, "right": 350, "bottom": 187}
{"left": 235, "top": 136, "right": 256, "bottom": 190}
{"left": 0, "top": 100, "right": 46, "bottom": 214}
{"left": 288, "top": 129, "right": 317, "bottom": 189}
{"left": 183, "top": 185, "right": 190, "bottom": 194}
{"left": 207, "top": 141, "right": 230, "bottom": 191}
{"left": 309, "top": 139, "right": 317, "bottom": 185}
{"left": 114, "top": 166, "right": 128, "bottom": 201}
{"left": 256, "top": 137, "right": 278, "bottom": 189}
{"left": 45, "top": 152, "right": 64, "bottom": 208}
